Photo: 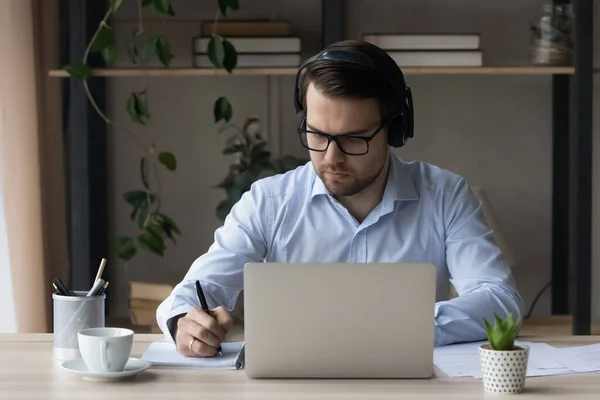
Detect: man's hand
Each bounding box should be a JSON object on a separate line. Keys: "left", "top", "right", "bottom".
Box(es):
{"left": 175, "top": 306, "right": 234, "bottom": 357}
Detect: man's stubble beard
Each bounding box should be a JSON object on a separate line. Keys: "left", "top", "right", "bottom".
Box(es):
{"left": 318, "top": 158, "right": 387, "bottom": 198}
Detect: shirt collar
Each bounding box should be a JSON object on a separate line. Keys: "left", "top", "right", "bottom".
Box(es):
{"left": 310, "top": 152, "right": 420, "bottom": 203}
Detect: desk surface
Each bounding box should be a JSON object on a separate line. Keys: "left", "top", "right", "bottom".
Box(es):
{"left": 1, "top": 333, "right": 600, "bottom": 400}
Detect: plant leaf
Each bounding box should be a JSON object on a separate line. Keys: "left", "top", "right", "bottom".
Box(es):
{"left": 483, "top": 312, "right": 519, "bottom": 350}
{"left": 222, "top": 39, "right": 237, "bottom": 73}
{"left": 127, "top": 32, "right": 140, "bottom": 64}
{"left": 207, "top": 36, "right": 225, "bottom": 68}
{"left": 158, "top": 0, "right": 170, "bottom": 12}
{"left": 158, "top": 151, "right": 177, "bottom": 171}
{"left": 166, "top": 3, "right": 176, "bottom": 16}
{"left": 110, "top": 0, "right": 124, "bottom": 12}
{"left": 137, "top": 206, "right": 149, "bottom": 229}
{"left": 213, "top": 96, "right": 232, "bottom": 123}
{"left": 142, "top": 0, "right": 153, "bottom": 6}
{"left": 63, "top": 62, "right": 93, "bottom": 80}
{"left": 218, "top": 0, "right": 229, "bottom": 16}
{"left": 218, "top": 0, "right": 239, "bottom": 16}
{"left": 222, "top": 144, "right": 245, "bottom": 155}
{"left": 127, "top": 91, "right": 150, "bottom": 125}
{"left": 233, "top": 171, "right": 256, "bottom": 192}
{"left": 156, "top": 36, "right": 174, "bottom": 68}
{"left": 123, "top": 190, "right": 156, "bottom": 208}
{"left": 483, "top": 318, "right": 494, "bottom": 348}
{"left": 116, "top": 236, "right": 137, "bottom": 260}
{"left": 250, "top": 144, "right": 271, "bottom": 165}
{"left": 155, "top": 213, "right": 179, "bottom": 244}
{"left": 92, "top": 27, "right": 117, "bottom": 65}
{"left": 123, "top": 190, "right": 150, "bottom": 208}
{"left": 137, "top": 231, "right": 165, "bottom": 256}
{"left": 146, "top": 222, "right": 165, "bottom": 242}
{"left": 156, "top": 213, "right": 181, "bottom": 235}
{"left": 141, "top": 37, "right": 158, "bottom": 65}
{"left": 152, "top": 0, "right": 175, "bottom": 15}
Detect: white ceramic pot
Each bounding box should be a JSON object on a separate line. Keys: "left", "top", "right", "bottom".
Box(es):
{"left": 479, "top": 344, "right": 529, "bottom": 394}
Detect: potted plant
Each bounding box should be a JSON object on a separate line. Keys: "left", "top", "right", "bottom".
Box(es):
{"left": 479, "top": 313, "right": 528, "bottom": 394}
{"left": 214, "top": 117, "right": 308, "bottom": 221}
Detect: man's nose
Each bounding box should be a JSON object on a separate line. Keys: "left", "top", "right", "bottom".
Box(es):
{"left": 324, "top": 138, "right": 345, "bottom": 164}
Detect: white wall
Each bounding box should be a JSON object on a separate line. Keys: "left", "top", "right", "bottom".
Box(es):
{"left": 106, "top": 0, "right": 600, "bottom": 322}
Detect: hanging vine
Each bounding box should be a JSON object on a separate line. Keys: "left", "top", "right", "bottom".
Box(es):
{"left": 63, "top": 0, "right": 240, "bottom": 261}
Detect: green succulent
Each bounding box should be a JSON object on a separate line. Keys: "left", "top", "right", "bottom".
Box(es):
{"left": 483, "top": 312, "right": 521, "bottom": 351}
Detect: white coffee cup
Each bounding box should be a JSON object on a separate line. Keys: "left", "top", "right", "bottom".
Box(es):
{"left": 78, "top": 327, "right": 134, "bottom": 373}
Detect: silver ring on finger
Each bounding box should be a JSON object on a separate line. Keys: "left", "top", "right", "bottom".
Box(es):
{"left": 188, "top": 338, "right": 197, "bottom": 351}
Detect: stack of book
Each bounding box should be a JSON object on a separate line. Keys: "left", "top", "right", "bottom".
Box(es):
{"left": 192, "top": 20, "right": 302, "bottom": 68}
{"left": 363, "top": 33, "right": 483, "bottom": 67}
{"left": 129, "top": 281, "right": 174, "bottom": 333}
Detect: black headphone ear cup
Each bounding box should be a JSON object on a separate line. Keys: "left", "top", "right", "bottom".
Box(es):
{"left": 387, "top": 115, "right": 407, "bottom": 148}
{"left": 405, "top": 87, "right": 414, "bottom": 139}
{"left": 296, "top": 111, "right": 306, "bottom": 128}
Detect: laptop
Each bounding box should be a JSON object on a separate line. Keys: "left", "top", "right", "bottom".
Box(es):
{"left": 242, "top": 262, "right": 437, "bottom": 379}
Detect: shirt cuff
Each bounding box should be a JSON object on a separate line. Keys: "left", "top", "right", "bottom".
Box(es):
{"left": 166, "top": 313, "right": 187, "bottom": 343}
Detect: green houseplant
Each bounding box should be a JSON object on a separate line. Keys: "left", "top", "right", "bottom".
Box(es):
{"left": 215, "top": 118, "right": 307, "bottom": 221}
{"left": 60, "top": 0, "right": 255, "bottom": 260}
{"left": 479, "top": 313, "right": 529, "bottom": 394}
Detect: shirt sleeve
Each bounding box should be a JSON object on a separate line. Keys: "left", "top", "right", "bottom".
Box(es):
{"left": 434, "top": 177, "right": 525, "bottom": 347}
{"left": 156, "top": 181, "right": 273, "bottom": 342}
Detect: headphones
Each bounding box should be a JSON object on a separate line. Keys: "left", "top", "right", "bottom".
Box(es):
{"left": 293, "top": 49, "right": 414, "bottom": 148}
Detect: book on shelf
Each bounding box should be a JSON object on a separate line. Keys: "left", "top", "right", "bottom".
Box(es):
{"left": 193, "top": 36, "right": 301, "bottom": 53}
{"left": 193, "top": 53, "right": 302, "bottom": 68}
{"left": 363, "top": 33, "right": 480, "bottom": 50}
{"left": 201, "top": 19, "right": 291, "bottom": 37}
{"left": 362, "top": 33, "right": 482, "bottom": 67}
{"left": 385, "top": 50, "right": 483, "bottom": 67}
{"left": 130, "top": 281, "right": 173, "bottom": 301}
{"left": 129, "top": 281, "right": 173, "bottom": 331}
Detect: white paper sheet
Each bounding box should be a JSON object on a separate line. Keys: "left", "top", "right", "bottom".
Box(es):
{"left": 520, "top": 342, "right": 599, "bottom": 373}
{"left": 554, "top": 343, "right": 600, "bottom": 368}
{"left": 141, "top": 341, "right": 244, "bottom": 369}
{"left": 433, "top": 341, "right": 485, "bottom": 377}
{"left": 433, "top": 340, "right": 600, "bottom": 379}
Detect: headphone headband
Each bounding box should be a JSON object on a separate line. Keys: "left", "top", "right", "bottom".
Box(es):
{"left": 293, "top": 48, "right": 414, "bottom": 148}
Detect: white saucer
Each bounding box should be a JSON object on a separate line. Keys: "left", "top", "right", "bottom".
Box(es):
{"left": 61, "top": 358, "right": 151, "bottom": 381}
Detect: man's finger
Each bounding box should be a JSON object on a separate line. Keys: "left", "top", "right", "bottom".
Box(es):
{"left": 175, "top": 330, "right": 198, "bottom": 357}
{"left": 178, "top": 317, "right": 222, "bottom": 348}
{"left": 193, "top": 339, "right": 218, "bottom": 357}
{"left": 177, "top": 333, "right": 216, "bottom": 358}
{"left": 211, "top": 306, "right": 234, "bottom": 333}
{"left": 187, "top": 307, "right": 226, "bottom": 340}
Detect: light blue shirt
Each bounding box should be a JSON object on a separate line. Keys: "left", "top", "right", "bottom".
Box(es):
{"left": 156, "top": 152, "right": 524, "bottom": 346}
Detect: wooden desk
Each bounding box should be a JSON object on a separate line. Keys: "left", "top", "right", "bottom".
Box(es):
{"left": 1, "top": 333, "right": 600, "bottom": 400}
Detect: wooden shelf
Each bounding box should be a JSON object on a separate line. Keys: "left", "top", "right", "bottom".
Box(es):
{"left": 48, "top": 65, "right": 576, "bottom": 78}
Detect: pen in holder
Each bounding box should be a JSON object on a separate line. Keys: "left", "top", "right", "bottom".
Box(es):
{"left": 52, "top": 291, "right": 105, "bottom": 361}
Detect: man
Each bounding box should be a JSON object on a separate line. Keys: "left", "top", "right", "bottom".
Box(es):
{"left": 156, "top": 39, "right": 524, "bottom": 358}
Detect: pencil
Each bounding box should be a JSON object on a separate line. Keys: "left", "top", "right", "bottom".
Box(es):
{"left": 94, "top": 258, "right": 106, "bottom": 282}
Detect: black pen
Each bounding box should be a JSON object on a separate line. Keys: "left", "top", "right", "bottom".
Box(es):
{"left": 53, "top": 277, "right": 71, "bottom": 296}
{"left": 98, "top": 281, "right": 109, "bottom": 296}
{"left": 195, "top": 280, "right": 223, "bottom": 356}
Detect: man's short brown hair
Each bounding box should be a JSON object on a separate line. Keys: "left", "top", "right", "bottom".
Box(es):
{"left": 298, "top": 40, "right": 407, "bottom": 124}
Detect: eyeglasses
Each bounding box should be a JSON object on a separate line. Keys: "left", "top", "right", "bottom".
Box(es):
{"left": 297, "top": 118, "right": 386, "bottom": 156}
